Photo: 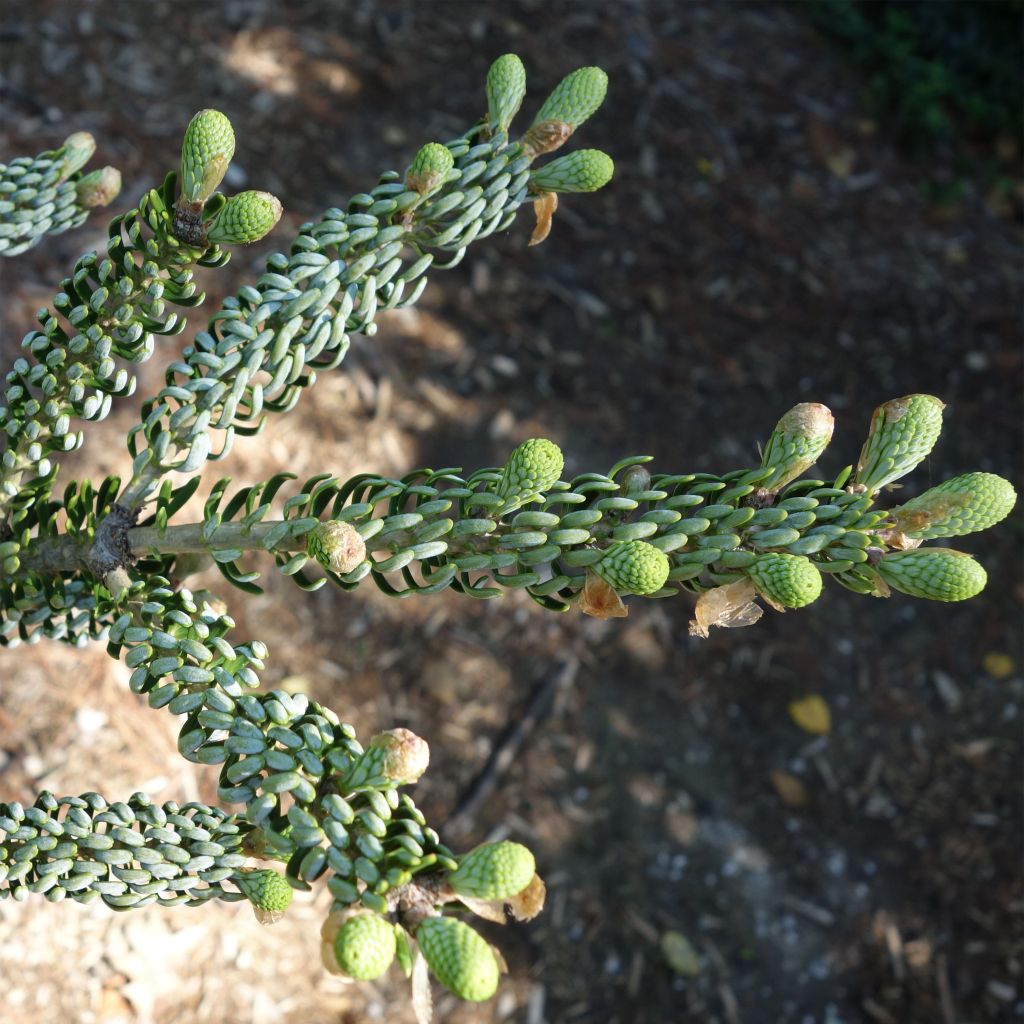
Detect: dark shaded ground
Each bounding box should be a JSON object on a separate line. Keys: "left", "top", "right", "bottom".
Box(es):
{"left": 1, "top": 2, "right": 1022, "bottom": 1022}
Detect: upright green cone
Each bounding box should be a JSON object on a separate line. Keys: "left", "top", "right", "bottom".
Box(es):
{"left": 854, "top": 395, "right": 944, "bottom": 494}
{"left": 530, "top": 149, "right": 614, "bottom": 194}
{"left": 593, "top": 541, "right": 670, "bottom": 595}
{"left": 495, "top": 438, "right": 564, "bottom": 509}
{"left": 532, "top": 67, "right": 608, "bottom": 130}
{"left": 333, "top": 913, "right": 397, "bottom": 980}
{"left": 449, "top": 841, "right": 536, "bottom": 900}
{"left": 890, "top": 472, "right": 1016, "bottom": 539}
{"left": 416, "top": 916, "right": 500, "bottom": 1001}
{"left": 180, "top": 108, "right": 235, "bottom": 203}
{"left": 486, "top": 54, "right": 527, "bottom": 132}
{"left": 746, "top": 552, "right": 823, "bottom": 608}
{"left": 406, "top": 142, "right": 455, "bottom": 196}
{"left": 876, "top": 548, "right": 987, "bottom": 601}
{"left": 234, "top": 869, "right": 293, "bottom": 915}
{"left": 205, "top": 190, "right": 282, "bottom": 245}
{"left": 760, "top": 403, "right": 834, "bottom": 491}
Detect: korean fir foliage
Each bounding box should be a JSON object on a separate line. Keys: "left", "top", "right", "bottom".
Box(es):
{"left": 0, "top": 51, "right": 1015, "bottom": 1017}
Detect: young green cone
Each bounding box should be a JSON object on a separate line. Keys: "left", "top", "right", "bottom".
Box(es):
{"left": 205, "top": 190, "right": 282, "bottom": 245}
{"left": 449, "top": 841, "right": 536, "bottom": 900}
{"left": 234, "top": 869, "right": 293, "bottom": 914}
{"left": 593, "top": 541, "right": 670, "bottom": 596}
{"left": 406, "top": 142, "right": 455, "bottom": 196}
{"left": 416, "top": 916, "right": 500, "bottom": 1002}
{"left": 746, "top": 552, "right": 823, "bottom": 609}
{"left": 890, "top": 472, "right": 1017, "bottom": 540}
{"left": 486, "top": 54, "right": 527, "bottom": 132}
{"left": 180, "top": 108, "right": 236, "bottom": 203}
{"left": 759, "top": 402, "right": 834, "bottom": 491}
{"left": 333, "top": 913, "right": 397, "bottom": 980}
{"left": 854, "top": 394, "right": 944, "bottom": 494}
{"left": 876, "top": 548, "right": 987, "bottom": 601}
{"left": 495, "top": 438, "right": 564, "bottom": 508}
{"left": 530, "top": 149, "right": 614, "bottom": 194}
{"left": 532, "top": 66, "right": 608, "bottom": 130}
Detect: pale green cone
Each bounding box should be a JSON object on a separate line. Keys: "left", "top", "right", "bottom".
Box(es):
{"left": 180, "top": 108, "right": 235, "bottom": 203}
{"left": 416, "top": 916, "right": 500, "bottom": 1002}
{"left": 532, "top": 66, "right": 608, "bottom": 129}
{"left": 59, "top": 131, "right": 96, "bottom": 178}
{"left": 760, "top": 403, "right": 834, "bottom": 490}
{"left": 486, "top": 53, "right": 527, "bottom": 132}
{"left": 449, "top": 841, "right": 536, "bottom": 900}
{"left": 876, "top": 548, "right": 987, "bottom": 601}
{"left": 334, "top": 913, "right": 397, "bottom": 980}
{"left": 307, "top": 520, "right": 367, "bottom": 574}
{"left": 234, "top": 869, "right": 293, "bottom": 913}
{"left": 891, "top": 472, "right": 1017, "bottom": 540}
{"left": 74, "top": 166, "right": 122, "bottom": 208}
{"left": 593, "top": 541, "right": 670, "bottom": 595}
{"left": 338, "top": 728, "right": 430, "bottom": 791}
{"left": 530, "top": 149, "right": 614, "bottom": 194}
{"left": 406, "top": 142, "right": 455, "bottom": 195}
{"left": 746, "top": 552, "right": 823, "bottom": 609}
{"left": 854, "top": 395, "right": 944, "bottom": 494}
{"left": 205, "top": 190, "right": 282, "bottom": 245}
{"left": 495, "top": 438, "right": 564, "bottom": 508}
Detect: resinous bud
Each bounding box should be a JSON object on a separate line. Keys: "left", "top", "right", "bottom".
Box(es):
{"left": 180, "top": 108, "right": 236, "bottom": 203}
{"left": 405, "top": 142, "right": 455, "bottom": 195}
{"left": 876, "top": 548, "right": 987, "bottom": 601}
{"left": 204, "top": 190, "right": 282, "bottom": 245}
{"left": 746, "top": 552, "right": 823, "bottom": 609}
{"left": 890, "top": 472, "right": 1016, "bottom": 540}
{"left": 854, "top": 394, "right": 944, "bottom": 494}
{"left": 759, "top": 402, "right": 834, "bottom": 491}
{"left": 529, "top": 149, "right": 614, "bottom": 194}
{"left": 416, "top": 916, "right": 500, "bottom": 1002}
{"left": 59, "top": 131, "right": 96, "bottom": 178}
{"left": 307, "top": 520, "right": 367, "bottom": 574}
{"left": 339, "top": 728, "right": 430, "bottom": 790}
{"left": 74, "top": 166, "right": 122, "bottom": 208}
{"left": 486, "top": 53, "right": 527, "bottom": 132}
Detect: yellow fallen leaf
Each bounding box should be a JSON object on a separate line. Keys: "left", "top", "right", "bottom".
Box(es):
{"left": 983, "top": 652, "right": 1014, "bottom": 680}
{"left": 788, "top": 695, "right": 831, "bottom": 735}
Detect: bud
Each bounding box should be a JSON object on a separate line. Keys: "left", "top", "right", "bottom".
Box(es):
{"left": 890, "top": 472, "right": 1016, "bottom": 540}
{"left": 620, "top": 464, "right": 652, "bottom": 494}
{"left": 74, "top": 166, "right": 122, "bottom": 208}
{"left": 416, "top": 916, "right": 500, "bottom": 1002}
{"left": 307, "top": 520, "right": 367, "bottom": 574}
{"left": 449, "top": 841, "right": 536, "bottom": 901}
{"left": 333, "top": 913, "right": 397, "bottom": 980}
{"left": 529, "top": 149, "right": 614, "bottom": 194}
{"left": 495, "top": 438, "right": 564, "bottom": 509}
{"left": 593, "top": 541, "right": 670, "bottom": 596}
{"left": 532, "top": 67, "right": 608, "bottom": 131}
{"left": 854, "top": 395, "right": 944, "bottom": 494}
{"left": 759, "top": 403, "right": 834, "bottom": 491}
{"left": 204, "top": 190, "right": 282, "bottom": 245}
{"left": 875, "top": 548, "right": 987, "bottom": 602}
{"left": 746, "top": 552, "right": 823, "bottom": 609}
{"left": 406, "top": 142, "right": 455, "bottom": 196}
{"left": 180, "top": 108, "right": 235, "bottom": 203}
{"left": 234, "top": 869, "right": 292, "bottom": 922}
{"left": 339, "top": 728, "right": 430, "bottom": 791}
{"left": 59, "top": 131, "right": 96, "bottom": 178}
{"left": 486, "top": 54, "right": 527, "bottom": 133}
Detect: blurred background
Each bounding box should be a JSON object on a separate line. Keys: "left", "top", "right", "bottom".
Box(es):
{"left": 1, "top": 1, "right": 1021, "bottom": 1022}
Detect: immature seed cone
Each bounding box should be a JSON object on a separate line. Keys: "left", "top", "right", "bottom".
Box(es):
{"left": 333, "top": 913, "right": 397, "bottom": 980}
{"left": 530, "top": 149, "right": 614, "bottom": 194}
{"left": 486, "top": 53, "right": 527, "bottom": 132}
{"left": 876, "top": 548, "right": 987, "bottom": 602}
{"left": 449, "top": 841, "right": 536, "bottom": 900}
{"left": 307, "top": 520, "right": 367, "bottom": 574}
{"left": 416, "top": 916, "right": 500, "bottom": 1002}
{"left": 532, "top": 66, "right": 608, "bottom": 129}
{"left": 759, "top": 402, "right": 834, "bottom": 491}
{"left": 406, "top": 142, "right": 455, "bottom": 195}
{"left": 890, "top": 472, "right": 1017, "bottom": 540}
{"left": 746, "top": 552, "right": 823, "bottom": 609}
{"left": 234, "top": 869, "right": 293, "bottom": 913}
{"left": 180, "top": 108, "right": 235, "bottom": 203}
{"left": 593, "top": 540, "right": 670, "bottom": 596}
{"left": 854, "top": 394, "right": 944, "bottom": 494}
{"left": 205, "top": 190, "right": 282, "bottom": 245}
{"left": 495, "top": 438, "right": 564, "bottom": 508}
